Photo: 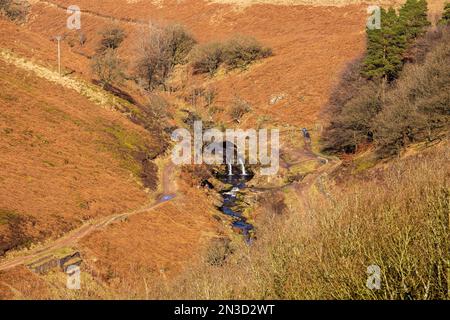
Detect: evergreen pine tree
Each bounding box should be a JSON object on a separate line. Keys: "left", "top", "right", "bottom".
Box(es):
{"left": 363, "top": 8, "right": 407, "bottom": 82}
{"left": 399, "top": 0, "right": 430, "bottom": 41}
{"left": 440, "top": 2, "right": 450, "bottom": 24}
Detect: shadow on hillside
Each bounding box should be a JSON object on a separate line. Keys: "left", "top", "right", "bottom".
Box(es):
{"left": 92, "top": 80, "right": 138, "bottom": 106}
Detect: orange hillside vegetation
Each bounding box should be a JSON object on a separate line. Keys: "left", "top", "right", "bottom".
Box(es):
{"left": 0, "top": 56, "right": 159, "bottom": 255}
{"left": 24, "top": 0, "right": 369, "bottom": 126}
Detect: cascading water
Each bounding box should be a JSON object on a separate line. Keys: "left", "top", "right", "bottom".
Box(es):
{"left": 228, "top": 163, "right": 233, "bottom": 176}
{"left": 238, "top": 158, "right": 247, "bottom": 176}
{"left": 217, "top": 164, "right": 254, "bottom": 243}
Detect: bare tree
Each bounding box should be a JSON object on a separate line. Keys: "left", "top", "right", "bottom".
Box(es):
{"left": 98, "top": 25, "right": 126, "bottom": 53}
{"left": 134, "top": 22, "right": 196, "bottom": 91}
{"left": 229, "top": 97, "right": 252, "bottom": 123}
{"left": 91, "top": 48, "right": 125, "bottom": 87}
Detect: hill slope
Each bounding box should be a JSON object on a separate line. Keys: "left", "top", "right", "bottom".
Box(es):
{"left": 0, "top": 52, "right": 161, "bottom": 255}
{"left": 24, "top": 0, "right": 369, "bottom": 126}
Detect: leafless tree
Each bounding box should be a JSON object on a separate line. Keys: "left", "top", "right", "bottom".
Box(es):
{"left": 91, "top": 48, "right": 125, "bottom": 87}
{"left": 134, "top": 22, "right": 196, "bottom": 91}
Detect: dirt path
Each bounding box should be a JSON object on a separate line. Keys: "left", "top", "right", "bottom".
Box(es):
{"left": 0, "top": 49, "right": 178, "bottom": 272}
{"left": 160, "top": 159, "right": 177, "bottom": 199}
{"left": 0, "top": 157, "right": 176, "bottom": 272}
{"left": 33, "top": 0, "right": 150, "bottom": 26}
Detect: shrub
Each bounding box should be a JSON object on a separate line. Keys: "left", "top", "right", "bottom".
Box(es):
{"left": 204, "top": 86, "right": 218, "bottom": 107}
{"left": 190, "top": 42, "right": 224, "bottom": 76}
{"left": 98, "top": 26, "right": 126, "bottom": 52}
{"left": 0, "top": 209, "right": 37, "bottom": 256}
{"left": 185, "top": 86, "right": 205, "bottom": 107}
{"left": 205, "top": 238, "right": 233, "bottom": 267}
{"left": 229, "top": 97, "right": 252, "bottom": 123}
{"left": 321, "top": 57, "right": 369, "bottom": 153}
{"left": 91, "top": 48, "right": 125, "bottom": 87}
{"left": 182, "top": 110, "right": 203, "bottom": 129}
{"left": 184, "top": 86, "right": 218, "bottom": 108}
{"left": 222, "top": 35, "right": 272, "bottom": 70}
{"left": 190, "top": 35, "right": 272, "bottom": 75}
{"left": 146, "top": 94, "right": 170, "bottom": 121}
{"left": 404, "top": 26, "right": 447, "bottom": 64}
{"left": 165, "top": 23, "right": 197, "bottom": 65}
{"left": 0, "top": 0, "right": 29, "bottom": 22}
{"left": 326, "top": 57, "right": 367, "bottom": 112}
{"left": 180, "top": 163, "right": 213, "bottom": 188}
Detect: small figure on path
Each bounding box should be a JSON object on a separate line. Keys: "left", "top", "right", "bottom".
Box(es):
{"left": 302, "top": 128, "right": 311, "bottom": 144}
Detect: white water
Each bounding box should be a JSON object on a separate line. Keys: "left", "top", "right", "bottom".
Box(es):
{"left": 239, "top": 158, "right": 247, "bottom": 176}
{"left": 228, "top": 163, "right": 233, "bottom": 176}
{"left": 223, "top": 187, "right": 240, "bottom": 197}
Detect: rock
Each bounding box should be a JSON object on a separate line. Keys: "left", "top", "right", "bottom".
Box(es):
{"left": 269, "top": 93, "right": 287, "bottom": 105}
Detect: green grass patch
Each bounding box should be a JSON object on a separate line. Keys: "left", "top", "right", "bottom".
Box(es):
{"left": 42, "top": 103, "right": 72, "bottom": 122}
{"left": 284, "top": 160, "right": 320, "bottom": 184}
{"left": 289, "top": 160, "right": 319, "bottom": 175}
{"left": 104, "top": 124, "right": 148, "bottom": 177}
{"left": 53, "top": 247, "right": 77, "bottom": 259}
{"left": 352, "top": 151, "right": 378, "bottom": 174}
{"left": 105, "top": 124, "right": 146, "bottom": 153}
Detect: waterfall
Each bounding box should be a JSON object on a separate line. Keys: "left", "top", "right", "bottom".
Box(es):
{"left": 238, "top": 158, "right": 247, "bottom": 176}
{"left": 228, "top": 163, "right": 233, "bottom": 176}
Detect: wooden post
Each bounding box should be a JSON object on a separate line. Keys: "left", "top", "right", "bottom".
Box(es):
{"left": 55, "top": 36, "right": 62, "bottom": 76}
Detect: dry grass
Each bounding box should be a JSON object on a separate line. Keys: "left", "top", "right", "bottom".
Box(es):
{"left": 154, "top": 142, "right": 449, "bottom": 300}
{"left": 24, "top": 0, "right": 369, "bottom": 127}
{"left": 210, "top": 0, "right": 405, "bottom": 6}
{"left": 0, "top": 56, "right": 158, "bottom": 256}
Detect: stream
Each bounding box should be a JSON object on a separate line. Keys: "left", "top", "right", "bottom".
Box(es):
{"left": 217, "top": 170, "right": 255, "bottom": 243}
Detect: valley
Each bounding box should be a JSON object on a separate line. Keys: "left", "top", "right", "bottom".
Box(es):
{"left": 0, "top": 0, "right": 448, "bottom": 300}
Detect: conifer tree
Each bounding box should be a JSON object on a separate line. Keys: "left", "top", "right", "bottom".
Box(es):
{"left": 399, "top": 0, "right": 430, "bottom": 41}
{"left": 440, "top": 2, "right": 450, "bottom": 24}
{"left": 363, "top": 8, "right": 407, "bottom": 83}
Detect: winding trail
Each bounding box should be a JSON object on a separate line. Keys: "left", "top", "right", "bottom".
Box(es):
{"left": 0, "top": 158, "right": 176, "bottom": 272}
{"left": 32, "top": 0, "right": 151, "bottom": 26}
{"left": 0, "top": 48, "right": 178, "bottom": 272}
{"left": 251, "top": 134, "right": 339, "bottom": 195}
